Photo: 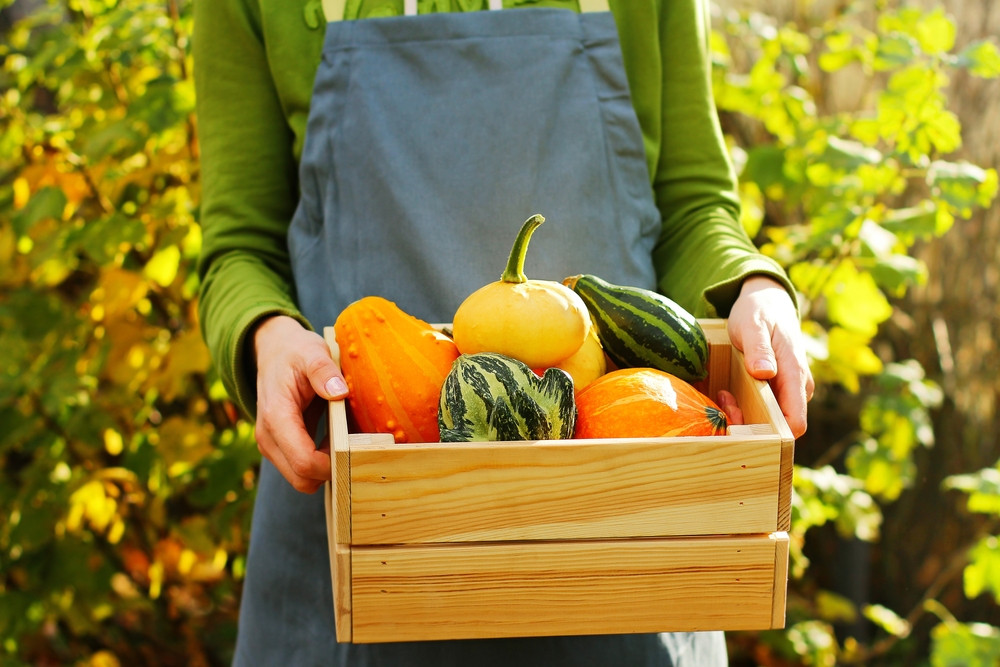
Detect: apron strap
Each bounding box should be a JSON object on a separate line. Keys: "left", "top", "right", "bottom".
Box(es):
{"left": 323, "top": 0, "right": 609, "bottom": 22}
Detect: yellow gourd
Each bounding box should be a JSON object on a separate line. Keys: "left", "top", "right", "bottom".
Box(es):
{"left": 452, "top": 214, "right": 591, "bottom": 369}
{"left": 545, "top": 325, "right": 607, "bottom": 392}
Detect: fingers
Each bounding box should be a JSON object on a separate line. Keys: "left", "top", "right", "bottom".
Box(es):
{"left": 769, "top": 330, "right": 813, "bottom": 439}
{"left": 739, "top": 323, "right": 778, "bottom": 381}
{"left": 306, "top": 350, "right": 349, "bottom": 401}
{"left": 716, "top": 390, "right": 744, "bottom": 427}
{"left": 728, "top": 276, "right": 814, "bottom": 439}
{"left": 255, "top": 376, "right": 333, "bottom": 493}
{"left": 253, "top": 315, "right": 340, "bottom": 493}
{"left": 771, "top": 368, "right": 811, "bottom": 439}
{"left": 255, "top": 404, "right": 331, "bottom": 494}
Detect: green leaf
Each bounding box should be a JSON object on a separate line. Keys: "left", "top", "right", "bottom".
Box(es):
{"left": 964, "top": 536, "right": 1000, "bottom": 602}
{"left": 931, "top": 621, "right": 1000, "bottom": 667}
{"left": 81, "top": 118, "right": 144, "bottom": 160}
{"left": 821, "top": 136, "right": 883, "bottom": 171}
{"left": 819, "top": 31, "right": 858, "bottom": 72}
{"left": 880, "top": 201, "right": 940, "bottom": 237}
{"left": 957, "top": 40, "right": 1000, "bottom": 78}
{"left": 786, "top": 621, "right": 839, "bottom": 665}
{"left": 929, "top": 160, "right": 993, "bottom": 217}
{"left": 74, "top": 212, "right": 147, "bottom": 264}
{"left": 865, "top": 603, "right": 911, "bottom": 637}
{"left": 742, "top": 145, "right": 788, "bottom": 192}
{"left": 874, "top": 33, "right": 918, "bottom": 70}
{"left": 816, "top": 590, "right": 858, "bottom": 624}
{"left": 847, "top": 436, "right": 913, "bottom": 501}
{"left": 794, "top": 465, "right": 883, "bottom": 541}
{"left": 868, "top": 254, "right": 927, "bottom": 296}
{"left": 943, "top": 466, "right": 1000, "bottom": 516}
{"left": 12, "top": 186, "right": 67, "bottom": 236}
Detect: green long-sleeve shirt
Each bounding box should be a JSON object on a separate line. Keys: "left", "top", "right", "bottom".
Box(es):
{"left": 193, "top": 0, "right": 792, "bottom": 418}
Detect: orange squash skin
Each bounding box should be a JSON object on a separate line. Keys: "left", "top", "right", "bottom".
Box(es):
{"left": 574, "top": 367, "right": 727, "bottom": 439}
{"left": 334, "top": 297, "right": 459, "bottom": 443}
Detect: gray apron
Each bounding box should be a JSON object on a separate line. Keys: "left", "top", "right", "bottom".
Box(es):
{"left": 234, "top": 2, "right": 728, "bottom": 665}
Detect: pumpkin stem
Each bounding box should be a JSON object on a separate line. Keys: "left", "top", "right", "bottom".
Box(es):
{"left": 501, "top": 214, "right": 545, "bottom": 284}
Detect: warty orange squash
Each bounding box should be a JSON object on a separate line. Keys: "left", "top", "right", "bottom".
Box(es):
{"left": 334, "top": 296, "right": 459, "bottom": 443}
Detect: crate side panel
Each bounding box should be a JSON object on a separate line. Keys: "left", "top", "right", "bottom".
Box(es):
{"left": 350, "top": 536, "right": 781, "bottom": 643}
{"left": 727, "top": 350, "right": 795, "bottom": 531}
{"left": 350, "top": 437, "right": 782, "bottom": 544}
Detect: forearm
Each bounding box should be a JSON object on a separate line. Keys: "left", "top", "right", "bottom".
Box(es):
{"left": 193, "top": 0, "right": 304, "bottom": 417}
{"left": 649, "top": 0, "right": 794, "bottom": 316}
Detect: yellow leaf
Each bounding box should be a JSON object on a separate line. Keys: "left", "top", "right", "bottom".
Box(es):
{"left": 159, "top": 416, "right": 214, "bottom": 478}
{"left": 83, "top": 651, "right": 122, "bottom": 667}
{"left": 13, "top": 177, "right": 30, "bottom": 209}
{"left": 915, "top": 8, "right": 955, "bottom": 56}
{"left": 104, "top": 428, "right": 124, "bottom": 456}
{"left": 143, "top": 245, "right": 181, "bottom": 288}
{"left": 93, "top": 268, "right": 149, "bottom": 319}
{"left": 828, "top": 326, "right": 884, "bottom": 388}
{"left": 148, "top": 560, "right": 164, "bottom": 600}
{"left": 825, "top": 261, "right": 893, "bottom": 336}
{"left": 155, "top": 328, "right": 212, "bottom": 402}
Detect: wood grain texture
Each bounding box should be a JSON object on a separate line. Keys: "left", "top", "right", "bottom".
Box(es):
{"left": 723, "top": 335, "right": 796, "bottom": 532}
{"left": 350, "top": 534, "right": 785, "bottom": 642}
{"left": 771, "top": 532, "right": 790, "bottom": 628}
{"left": 349, "top": 436, "right": 782, "bottom": 544}
{"left": 325, "top": 320, "right": 794, "bottom": 641}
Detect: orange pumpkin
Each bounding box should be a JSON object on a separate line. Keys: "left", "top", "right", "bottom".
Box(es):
{"left": 334, "top": 297, "right": 459, "bottom": 443}
{"left": 574, "top": 367, "right": 727, "bottom": 439}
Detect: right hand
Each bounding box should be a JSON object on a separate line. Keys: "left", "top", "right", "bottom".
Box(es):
{"left": 252, "top": 315, "right": 349, "bottom": 494}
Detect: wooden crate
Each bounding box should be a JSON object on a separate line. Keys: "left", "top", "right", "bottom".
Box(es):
{"left": 323, "top": 319, "right": 794, "bottom": 644}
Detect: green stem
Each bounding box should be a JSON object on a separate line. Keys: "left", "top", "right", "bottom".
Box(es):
{"left": 501, "top": 214, "right": 545, "bottom": 283}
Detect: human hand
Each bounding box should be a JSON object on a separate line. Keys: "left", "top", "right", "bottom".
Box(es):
{"left": 727, "top": 276, "right": 814, "bottom": 438}
{"left": 252, "top": 315, "right": 349, "bottom": 493}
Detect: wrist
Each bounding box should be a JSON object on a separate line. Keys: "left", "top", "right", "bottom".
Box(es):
{"left": 252, "top": 314, "right": 305, "bottom": 359}
{"left": 739, "top": 274, "right": 784, "bottom": 297}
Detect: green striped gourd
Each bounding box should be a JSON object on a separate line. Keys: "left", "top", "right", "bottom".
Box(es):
{"left": 563, "top": 274, "right": 709, "bottom": 383}
{"left": 438, "top": 353, "right": 576, "bottom": 442}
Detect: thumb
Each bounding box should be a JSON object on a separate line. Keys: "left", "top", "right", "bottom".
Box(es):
{"left": 305, "top": 345, "right": 350, "bottom": 400}
{"left": 739, "top": 322, "right": 778, "bottom": 381}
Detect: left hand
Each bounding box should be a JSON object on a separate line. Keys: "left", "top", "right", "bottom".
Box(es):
{"left": 726, "top": 275, "right": 814, "bottom": 438}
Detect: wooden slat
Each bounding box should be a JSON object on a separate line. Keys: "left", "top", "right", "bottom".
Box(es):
{"left": 326, "top": 319, "right": 794, "bottom": 641}
{"left": 323, "top": 327, "right": 352, "bottom": 547}
{"left": 771, "top": 532, "right": 790, "bottom": 628}
{"left": 726, "top": 345, "right": 796, "bottom": 532}
{"left": 350, "top": 534, "right": 784, "bottom": 643}
{"left": 699, "top": 318, "right": 732, "bottom": 402}
{"left": 324, "top": 327, "right": 397, "bottom": 641}
{"left": 349, "top": 435, "right": 782, "bottom": 544}
{"left": 324, "top": 326, "right": 353, "bottom": 642}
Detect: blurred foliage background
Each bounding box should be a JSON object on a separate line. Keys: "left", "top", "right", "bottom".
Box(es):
{"left": 1, "top": 0, "right": 999, "bottom": 665}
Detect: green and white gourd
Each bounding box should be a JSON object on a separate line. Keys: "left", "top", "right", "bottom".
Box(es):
{"left": 438, "top": 353, "right": 577, "bottom": 442}
{"left": 564, "top": 274, "right": 709, "bottom": 383}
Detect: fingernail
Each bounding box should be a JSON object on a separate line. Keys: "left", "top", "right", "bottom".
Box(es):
{"left": 325, "top": 376, "right": 348, "bottom": 398}
{"left": 753, "top": 359, "right": 776, "bottom": 374}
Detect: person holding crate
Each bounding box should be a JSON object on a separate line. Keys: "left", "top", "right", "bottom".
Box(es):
{"left": 193, "top": 0, "right": 814, "bottom": 663}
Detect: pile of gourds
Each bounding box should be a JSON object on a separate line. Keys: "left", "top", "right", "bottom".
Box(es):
{"left": 334, "top": 215, "right": 728, "bottom": 444}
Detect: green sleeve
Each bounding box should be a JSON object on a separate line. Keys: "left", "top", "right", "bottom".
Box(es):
{"left": 193, "top": 0, "right": 310, "bottom": 418}
{"left": 615, "top": 0, "right": 795, "bottom": 317}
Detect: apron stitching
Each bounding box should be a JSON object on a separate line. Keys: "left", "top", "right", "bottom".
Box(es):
{"left": 323, "top": 33, "right": 581, "bottom": 55}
